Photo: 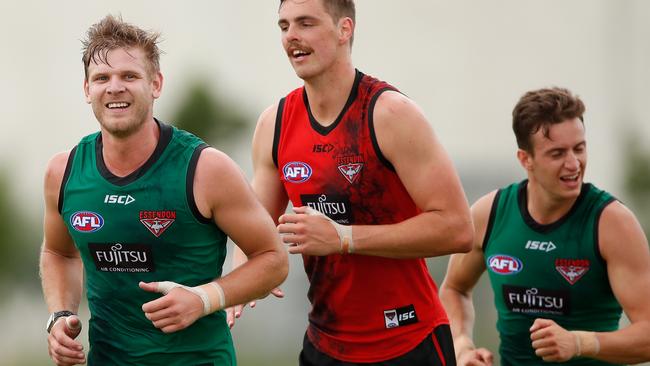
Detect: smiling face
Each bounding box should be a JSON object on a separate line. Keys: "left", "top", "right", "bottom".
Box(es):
{"left": 278, "top": 0, "right": 353, "bottom": 80}
{"left": 83, "top": 47, "right": 162, "bottom": 138}
{"left": 518, "top": 118, "right": 587, "bottom": 202}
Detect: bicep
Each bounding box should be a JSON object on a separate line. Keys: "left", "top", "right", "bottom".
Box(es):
{"left": 198, "top": 150, "right": 280, "bottom": 258}
{"left": 42, "top": 152, "right": 78, "bottom": 256}
{"left": 600, "top": 202, "right": 650, "bottom": 321}
{"left": 374, "top": 92, "right": 466, "bottom": 212}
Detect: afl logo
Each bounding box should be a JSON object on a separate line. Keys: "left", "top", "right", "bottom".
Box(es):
{"left": 283, "top": 161, "right": 312, "bottom": 183}
{"left": 70, "top": 211, "right": 104, "bottom": 233}
{"left": 488, "top": 254, "right": 523, "bottom": 275}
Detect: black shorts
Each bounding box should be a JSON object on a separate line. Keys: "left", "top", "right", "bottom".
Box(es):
{"left": 298, "top": 324, "right": 456, "bottom": 366}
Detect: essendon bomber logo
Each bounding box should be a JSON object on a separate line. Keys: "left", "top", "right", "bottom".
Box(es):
{"left": 140, "top": 210, "right": 176, "bottom": 237}
{"left": 555, "top": 258, "right": 590, "bottom": 285}
{"left": 283, "top": 161, "right": 312, "bottom": 183}
{"left": 336, "top": 155, "right": 364, "bottom": 184}
{"left": 70, "top": 211, "right": 104, "bottom": 233}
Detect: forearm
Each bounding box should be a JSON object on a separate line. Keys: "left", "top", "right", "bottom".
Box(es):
{"left": 585, "top": 321, "right": 650, "bottom": 363}
{"left": 40, "top": 249, "right": 83, "bottom": 312}
{"left": 352, "top": 211, "right": 473, "bottom": 258}
{"left": 439, "top": 286, "right": 478, "bottom": 356}
{"left": 216, "top": 247, "right": 287, "bottom": 308}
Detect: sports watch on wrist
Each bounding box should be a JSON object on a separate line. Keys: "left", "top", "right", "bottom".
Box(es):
{"left": 46, "top": 310, "right": 76, "bottom": 333}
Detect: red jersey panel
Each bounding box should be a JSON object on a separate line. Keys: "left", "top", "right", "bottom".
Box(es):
{"left": 274, "top": 70, "right": 449, "bottom": 362}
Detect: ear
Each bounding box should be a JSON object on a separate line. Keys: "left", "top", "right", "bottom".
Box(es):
{"left": 151, "top": 72, "right": 163, "bottom": 99}
{"left": 83, "top": 79, "right": 91, "bottom": 104}
{"left": 338, "top": 17, "right": 354, "bottom": 45}
{"left": 517, "top": 149, "right": 533, "bottom": 171}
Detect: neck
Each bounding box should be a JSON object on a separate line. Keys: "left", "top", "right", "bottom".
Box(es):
{"left": 526, "top": 179, "right": 579, "bottom": 224}
{"left": 303, "top": 61, "right": 356, "bottom": 127}
{"left": 100, "top": 119, "right": 159, "bottom": 177}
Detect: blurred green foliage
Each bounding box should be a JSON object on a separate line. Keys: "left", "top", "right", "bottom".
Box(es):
{"left": 622, "top": 133, "right": 650, "bottom": 237}
{"left": 170, "top": 80, "right": 248, "bottom": 145}
{"left": 0, "top": 171, "right": 40, "bottom": 296}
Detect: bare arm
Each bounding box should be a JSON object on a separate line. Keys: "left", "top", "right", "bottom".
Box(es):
{"left": 40, "top": 151, "right": 86, "bottom": 365}
{"left": 530, "top": 201, "right": 650, "bottom": 363}
{"left": 440, "top": 192, "right": 496, "bottom": 365}
{"left": 282, "top": 91, "right": 472, "bottom": 258}
{"left": 194, "top": 147, "right": 288, "bottom": 307}
{"left": 584, "top": 201, "right": 650, "bottom": 363}
{"left": 40, "top": 152, "right": 83, "bottom": 313}
{"left": 140, "top": 145, "right": 288, "bottom": 333}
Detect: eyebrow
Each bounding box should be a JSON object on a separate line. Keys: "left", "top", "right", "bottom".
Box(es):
{"left": 278, "top": 15, "right": 319, "bottom": 26}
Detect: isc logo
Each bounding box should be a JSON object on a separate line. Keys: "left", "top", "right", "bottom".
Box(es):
{"left": 525, "top": 240, "right": 556, "bottom": 252}
{"left": 398, "top": 311, "right": 415, "bottom": 321}
{"left": 70, "top": 211, "right": 104, "bottom": 233}
{"left": 488, "top": 254, "right": 523, "bottom": 275}
{"left": 104, "top": 194, "right": 135, "bottom": 205}
{"left": 283, "top": 162, "right": 312, "bottom": 183}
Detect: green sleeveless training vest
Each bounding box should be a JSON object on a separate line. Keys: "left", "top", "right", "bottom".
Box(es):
{"left": 60, "top": 121, "right": 235, "bottom": 365}
{"left": 484, "top": 180, "right": 622, "bottom": 366}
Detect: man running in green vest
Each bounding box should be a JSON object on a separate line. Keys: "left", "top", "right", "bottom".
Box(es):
{"left": 40, "top": 15, "right": 288, "bottom": 366}
{"left": 440, "top": 87, "right": 650, "bottom": 365}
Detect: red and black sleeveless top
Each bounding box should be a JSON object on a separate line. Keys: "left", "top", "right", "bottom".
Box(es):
{"left": 273, "top": 70, "right": 449, "bottom": 362}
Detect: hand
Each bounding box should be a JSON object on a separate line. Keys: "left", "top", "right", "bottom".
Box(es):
{"left": 278, "top": 206, "right": 340, "bottom": 256}
{"left": 530, "top": 318, "right": 577, "bottom": 362}
{"left": 457, "top": 347, "right": 494, "bottom": 366}
{"left": 226, "top": 287, "right": 284, "bottom": 328}
{"left": 139, "top": 281, "right": 204, "bottom": 333}
{"left": 47, "top": 315, "right": 85, "bottom": 366}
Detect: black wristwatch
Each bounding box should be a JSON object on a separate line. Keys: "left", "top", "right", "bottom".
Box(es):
{"left": 46, "top": 310, "right": 76, "bottom": 333}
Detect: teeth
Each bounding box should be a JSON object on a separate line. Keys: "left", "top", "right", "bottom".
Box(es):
{"left": 292, "top": 49, "right": 307, "bottom": 56}
{"left": 107, "top": 102, "right": 129, "bottom": 109}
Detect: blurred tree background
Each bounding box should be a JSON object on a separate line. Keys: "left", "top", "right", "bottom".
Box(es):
{"left": 623, "top": 132, "right": 650, "bottom": 237}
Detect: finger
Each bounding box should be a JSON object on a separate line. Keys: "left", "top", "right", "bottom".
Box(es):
{"left": 278, "top": 213, "right": 303, "bottom": 224}
{"left": 51, "top": 326, "right": 83, "bottom": 351}
{"left": 281, "top": 234, "right": 301, "bottom": 245}
{"left": 530, "top": 317, "right": 553, "bottom": 332}
{"left": 226, "top": 307, "right": 236, "bottom": 328}
{"left": 534, "top": 345, "right": 557, "bottom": 358}
{"left": 249, "top": 301, "right": 257, "bottom": 308}
{"left": 288, "top": 245, "right": 304, "bottom": 254}
{"left": 271, "top": 287, "right": 284, "bottom": 298}
{"left": 49, "top": 336, "right": 85, "bottom": 362}
{"left": 142, "top": 294, "right": 171, "bottom": 314}
{"left": 530, "top": 325, "right": 553, "bottom": 341}
{"left": 277, "top": 222, "right": 300, "bottom": 234}
{"left": 234, "top": 303, "right": 245, "bottom": 318}
{"left": 292, "top": 206, "right": 308, "bottom": 214}
{"left": 64, "top": 315, "right": 82, "bottom": 334}
{"left": 138, "top": 281, "right": 160, "bottom": 293}
{"left": 52, "top": 353, "right": 86, "bottom": 366}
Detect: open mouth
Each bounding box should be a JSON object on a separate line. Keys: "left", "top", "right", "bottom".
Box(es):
{"left": 560, "top": 173, "right": 580, "bottom": 183}
{"left": 291, "top": 48, "right": 311, "bottom": 60}
{"left": 106, "top": 102, "right": 131, "bottom": 109}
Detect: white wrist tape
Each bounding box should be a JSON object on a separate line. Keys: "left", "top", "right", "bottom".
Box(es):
{"left": 156, "top": 281, "right": 212, "bottom": 315}
{"left": 572, "top": 331, "right": 600, "bottom": 358}
{"left": 305, "top": 207, "right": 354, "bottom": 254}
{"left": 208, "top": 281, "right": 226, "bottom": 310}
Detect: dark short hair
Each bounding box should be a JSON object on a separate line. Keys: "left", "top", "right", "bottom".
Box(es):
{"left": 81, "top": 15, "right": 161, "bottom": 80}
{"left": 512, "top": 87, "right": 585, "bottom": 152}
{"left": 279, "top": 0, "right": 356, "bottom": 45}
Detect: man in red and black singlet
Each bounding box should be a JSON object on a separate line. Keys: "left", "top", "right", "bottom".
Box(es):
{"left": 229, "top": 1, "right": 474, "bottom": 365}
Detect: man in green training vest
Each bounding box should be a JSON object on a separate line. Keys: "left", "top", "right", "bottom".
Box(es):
{"left": 440, "top": 87, "right": 650, "bottom": 365}
{"left": 39, "top": 15, "right": 288, "bottom": 366}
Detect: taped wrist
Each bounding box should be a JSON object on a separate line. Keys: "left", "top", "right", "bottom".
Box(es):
{"left": 157, "top": 281, "right": 226, "bottom": 315}
{"left": 305, "top": 207, "right": 354, "bottom": 254}
{"left": 572, "top": 331, "right": 600, "bottom": 358}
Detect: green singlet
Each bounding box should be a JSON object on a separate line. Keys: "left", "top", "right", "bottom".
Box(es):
{"left": 484, "top": 180, "right": 622, "bottom": 366}
{"left": 60, "top": 120, "right": 235, "bottom": 365}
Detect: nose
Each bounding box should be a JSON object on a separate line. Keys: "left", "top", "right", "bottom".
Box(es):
{"left": 284, "top": 24, "right": 299, "bottom": 43}
{"left": 107, "top": 76, "right": 125, "bottom": 94}
{"left": 564, "top": 152, "right": 580, "bottom": 171}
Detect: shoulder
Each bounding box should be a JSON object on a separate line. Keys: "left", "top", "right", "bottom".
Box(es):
{"left": 372, "top": 90, "right": 425, "bottom": 128}
{"left": 599, "top": 200, "right": 647, "bottom": 260}
{"left": 44, "top": 150, "right": 73, "bottom": 204}
{"left": 471, "top": 190, "right": 499, "bottom": 243}
{"left": 256, "top": 102, "right": 280, "bottom": 131}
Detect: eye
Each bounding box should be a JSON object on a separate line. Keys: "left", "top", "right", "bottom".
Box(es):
{"left": 125, "top": 74, "right": 136, "bottom": 80}
{"left": 95, "top": 75, "right": 108, "bottom": 82}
